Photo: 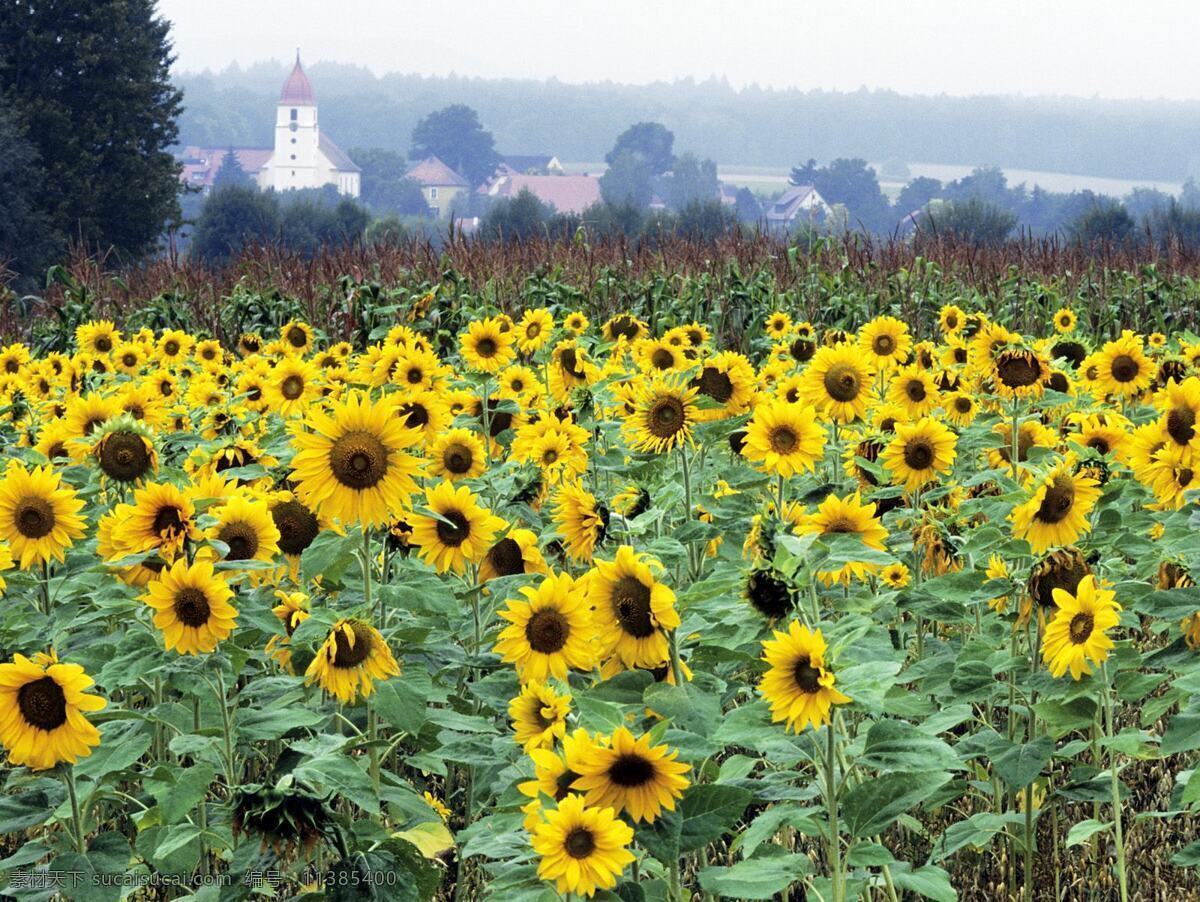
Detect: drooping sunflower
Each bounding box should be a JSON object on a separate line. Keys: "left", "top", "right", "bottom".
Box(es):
{"left": 206, "top": 495, "right": 281, "bottom": 566}
{"left": 571, "top": 727, "right": 690, "bottom": 824}
{"left": 690, "top": 351, "right": 756, "bottom": 419}
{"left": 759, "top": 621, "right": 851, "bottom": 733}
{"left": 460, "top": 317, "right": 516, "bottom": 374}
{"left": 991, "top": 345, "right": 1050, "bottom": 400}
{"left": 479, "top": 528, "right": 548, "bottom": 582}
{"left": 427, "top": 427, "right": 487, "bottom": 482}
{"left": 603, "top": 314, "right": 648, "bottom": 344}
{"left": 1011, "top": 457, "right": 1102, "bottom": 553}
{"left": 743, "top": 567, "right": 797, "bottom": 620}
{"left": 859, "top": 316, "right": 911, "bottom": 370}
{"left": 142, "top": 558, "right": 238, "bottom": 655}
{"left": 289, "top": 390, "right": 423, "bottom": 528}
{"left": 1089, "top": 333, "right": 1154, "bottom": 398}
{"left": 495, "top": 570, "right": 596, "bottom": 682}
{"left": 880, "top": 417, "right": 958, "bottom": 493}
{"left": 887, "top": 365, "right": 940, "bottom": 418}
{"left": 799, "top": 345, "right": 875, "bottom": 423}
{"left": 113, "top": 480, "right": 200, "bottom": 561}
{"left": 517, "top": 308, "right": 555, "bottom": 354}
{"left": 741, "top": 399, "right": 826, "bottom": 478}
{"left": 265, "top": 589, "right": 310, "bottom": 670}
{"left": 509, "top": 680, "right": 572, "bottom": 750}
{"left": 1041, "top": 575, "right": 1121, "bottom": 680}
{"left": 623, "top": 375, "right": 698, "bottom": 454}
{"left": 0, "top": 650, "right": 106, "bottom": 771}
{"left": 92, "top": 416, "right": 157, "bottom": 484}
{"left": 588, "top": 545, "right": 680, "bottom": 669}
{"left": 531, "top": 794, "right": 635, "bottom": 897}
{"left": 798, "top": 492, "right": 889, "bottom": 585}
{"left": 0, "top": 462, "right": 87, "bottom": 569}
{"left": 552, "top": 481, "right": 608, "bottom": 561}
{"left": 410, "top": 481, "right": 506, "bottom": 574}
{"left": 305, "top": 618, "right": 400, "bottom": 703}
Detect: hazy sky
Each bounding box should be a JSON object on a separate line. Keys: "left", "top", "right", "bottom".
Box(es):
{"left": 160, "top": 0, "right": 1200, "bottom": 101}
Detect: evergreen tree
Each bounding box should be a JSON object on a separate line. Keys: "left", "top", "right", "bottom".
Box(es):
{"left": 0, "top": 96, "right": 54, "bottom": 279}
{"left": 0, "top": 0, "right": 184, "bottom": 260}
{"left": 213, "top": 148, "right": 253, "bottom": 190}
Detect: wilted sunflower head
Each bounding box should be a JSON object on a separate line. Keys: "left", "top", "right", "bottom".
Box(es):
{"left": 744, "top": 567, "right": 796, "bottom": 620}
{"left": 993, "top": 347, "right": 1047, "bottom": 395}
{"left": 232, "top": 777, "right": 335, "bottom": 858}
{"left": 1028, "top": 547, "right": 1092, "bottom": 611}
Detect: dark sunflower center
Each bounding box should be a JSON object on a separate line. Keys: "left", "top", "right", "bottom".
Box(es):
{"left": 4, "top": 359, "right": 19, "bottom": 373}
{"left": 791, "top": 338, "right": 815, "bottom": 362}
{"left": 1030, "top": 552, "right": 1091, "bottom": 608}
{"left": 824, "top": 364, "right": 861, "bottom": 403}
{"left": 1180, "top": 468, "right": 1195, "bottom": 487}
{"left": 648, "top": 397, "right": 686, "bottom": 439}
{"left": 650, "top": 348, "right": 675, "bottom": 370}
{"left": 396, "top": 402, "right": 428, "bottom": 430}
{"left": 1168, "top": 407, "right": 1197, "bottom": 445}
{"left": 218, "top": 522, "right": 259, "bottom": 560}
{"left": 329, "top": 430, "right": 389, "bottom": 489}
{"left": 486, "top": 537, "right": 525, "bottom": 576}
{"left": 94, "top": 335, "right": 113, "bottom": 353}
{"left": 1046, "top": 372, "right": 1069, "bottom": 393}
{"left": 559, "top": 347, "right": 584, "bottom": 378}
{"left": 565, "top": 827, "right": 596, "bottom": 859}
{"left": 164, "top": 340, "right": 180, "bottom": 356}
{"left": 1069, "top": 612, "right": 1094, "bottom": 644}
{"left": 609, "top": 316, "right": 639, "bottom": 340}
{"left": 995, "top": 351, "right": 1041, "bottom": 388}
{"left": 954, "top": 397, "right": 973, "bottom": 413}
{"left": 286, "top": 326, "right": 308, "bottom": 348}
{"left": 769, "top": 425, "right": 799, "bottom": 454}
{"left": 525, "top": 322, "right": 541, "bottom": 338}
{"left": 903, "top": 439, "right": 934, "bottom": 471}
{"left": 695, "top": 366, "right": 734, "bottom": 403}
{"left": 475, "top": 337, "right": 498, "bottom": 358}
{"left": 611, "top": 576, "right": 655, "bottom": 638}
{"left": 444, "top": 444, "right": 474, "bottom": 474}
{"left": 174, "top": 588, "right": 212, "bottom": 627}
{"left": 793, "top": 655, "right": 823, "bottom": 694}
{"left": 100, "top": 432, "right": 151, "bottom": 482}
{"left": 905, "top": 380, "right": 927, "bottom": 402}
{"left": 526, "top": 609, "right": 569, "bottom": 654}
{"left": 872, "top": 334, "right": 896, "bottom": 356}
{"left": 17, "top": 676, "right": 67, "bottom": 731}
{"left": 608, "top": 752, "right": 655, "bottom": 787}
{"left": 331, "top": 622, "right": 374, "bottom": 667}
{"left": 747, "top": 569, "right": 794, "bottom": 619}
{"left": 1036, "top": 475, "right": 1076, "bottom": 524}
{"left": 16, "top": 497, "right": 55, "bottom": 538}
{"left": 434, "top": 510, "right": 471, "bottom": 547}
{"left": 281, "top": 375, "right": 305, "bottom": 400}
{"left": 1088, "top": 437, "right": 1110, "bottom": 455}
{"left": 1111, "top": 355, "right": 1139, "bottom": 383}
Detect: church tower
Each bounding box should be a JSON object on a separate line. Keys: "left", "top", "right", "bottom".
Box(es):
{"left": 271, "top": 51, "right": 320, "bottom": 191}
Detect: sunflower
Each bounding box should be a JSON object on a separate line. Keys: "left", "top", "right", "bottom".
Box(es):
{"left": 635, "top": 338, "right": 684, "bottom": 373}
{"left": 392, "top": 388, "right": 451, "bottom": 446}
{"left": 206, "top": 495, "right": 281, "bottom": 566}
{"left": 759, "top": 621, "right": 851, "bottom": 733}
{"left": 409, "top": 481, "right": 504, "bottom": 574}
{"left": 1011, "top": 457, "right": 1102, "bottom": 553}
{"left": 267, "top": 356, "right": 320, "bottom": 417}
{"left": 743, "top": 567, "right": 796, "bottom": 620}
{"left": 552, "top": 481, "right": 608, "bottom": 561}
{"left": 495, "top": 571, "right": 596, "bottom": 682}
{"left": 986, "top": 419, "right": 1058, "bottom": 472}
{"left": 1145, "top": 444, "right": 1200, "bottom": 509}
{"left": 588, "top": 545, "right": 680, "bottom": 669}
{"left": 266, "top": 590, "right": 310, "bottom": 670}
{"left": 425, "top": 427, "right": 486, "bottom": 482}
{"left": 305, "top": 618, "right": 400, "bottom": 703}
{"left": 690, "top": 350, "right": 756, "bottom": 419}
{"left": 531, "top": 794, "right": 635, "bottom": 897}
{"left": 0, "top": 462, "right": 86, "bottom": 569}
{"left": 142, "top": 558, "right": 238, "bottom": 655}
{"left": 603, "top": 314, "right": 647, "bottom": 343}
{"left": 798, "top": 492, "right": 889, "bottom": 585}
{"left": 991, "top": 345, "right": 1049, "bottom": 399}
{"left": 1041, "top": 575, "right": 1121, "bottom": 680}
{"left": 517, "top": 308, "right": 555, "bottom": 353}
{"left": 564, "top": 311, "right": 589, "bottom": 334}
{"left": 112, "top": 481, "right": 199, "bottom": 562}
{"left": 92, "top": 417, "right": 157, "bottom": 484}
{"left": 279, "top": 320, "right": 315, "bottom": 355}
{"left": 479, "top": 528, "right": 548, "bottom": 582}
{"left": 460, "top": 317, "right": 516, "bottom": 374}
{"left": 938, "top": 304, "right": 966, "bottom": 335}
{"left": 76, "top": 320, "right": 121, "bottom": 356}
{"left": 1066, "top": 412, "right": 1129, "bottom": 458}
{"left": 881, "top": 562, "right": 911, "bottom": 589}
{"left": 623, "top": 375, "right": 698, "bottom": 454}
{"left": 549, "top": 340, "right": 594, "bottom": 400}
{"left": 509, "top": 680, "right": 572, "bottom": 750}
{"left": 391, "top": 345, "right": 446, "bottom": 392}
{"left": 741, "top": 399, "right": 826, "bottom": 477}
{"left": 157, "top": 329, "right": 194, "bottom": 364}
{"left": 985, "top": 555, "right": 1011, "bottom": 613}
{"left": 880, "top": 417, "right": 957, "bottom": 493}
{"left": 1090, "top": 333, "right": 1153, "bottom": 398}
{"left": 571, "top": 727, "right": 690, "bottom": 823}
{"left": 764, "top": 311, "right": 793, "bottom": 340}
{"left": 943, "top": 391, "right": 979, "bottom": 426}
{"left": 859, "top": 316, "right": 911, "bottom": 370}
{"left": 1053, "top": 307, "right": 1077, "bottom": 334}
{"left": 0, "top": 542, "right": 12, "bottom": 594}
{"left": 1158, "top": 376, "right": 1200, "bottom": 455}
{"left": 800, "top": 345, "right": 875, "bottom": 423}
{"left": 887, "top": 365, "right": 940, "bottom": 418}
{"left": 63, "top": 392, "right": 118, "bottom": 444}
{"left": 290, "top": 390, "right": 423, "bottom": 528}
{"left": 0, "top": 650, "right": 106, "bottom": 770}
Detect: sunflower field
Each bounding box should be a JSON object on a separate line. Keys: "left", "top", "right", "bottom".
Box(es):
{"left": 2, "top": 289, "right": 1200, "bottom": 902}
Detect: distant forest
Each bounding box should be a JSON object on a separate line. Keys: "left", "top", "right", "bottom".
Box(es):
{"left": 176, "top": 62, "right": 1200, "bottom": 180}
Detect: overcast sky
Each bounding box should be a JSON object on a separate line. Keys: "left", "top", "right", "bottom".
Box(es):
{"left": 159, "top": 0, "right": 1200, "bottom": 101}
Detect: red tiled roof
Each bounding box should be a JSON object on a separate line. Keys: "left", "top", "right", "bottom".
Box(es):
{"left": 485, "top": 173, "right": 601, "bottom": 215}
{"left": 177, "top": 147, "right": 272, "bottom": 188}
{"left": 406, "top": 156, "right": 469, "bottom": 188}
{"left": 280, "top": 52, "right": 315, "bottom": 105}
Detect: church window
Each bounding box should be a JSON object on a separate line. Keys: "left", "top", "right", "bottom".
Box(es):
{"left": 430, "top": 187, "right": 439, "bottom": 200}
{"left": 290, "top": 154, "right": 296, "bottom": 160}
{"left": 290, "top": 108, "right": 297, "bottom": 121}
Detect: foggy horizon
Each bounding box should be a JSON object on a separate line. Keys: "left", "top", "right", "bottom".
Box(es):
{"left": 159, "top": 0, "right": 1200, "bottom": 103}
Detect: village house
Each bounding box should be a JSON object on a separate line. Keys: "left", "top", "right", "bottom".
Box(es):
{"left": 478, "top": 169, "right": 602, "bottom": 215}
{"left": 763, "top": 184, "right": 833, "bottom": 229}
{"left": 404, "top": 157, "right": 471, "bottom": 218}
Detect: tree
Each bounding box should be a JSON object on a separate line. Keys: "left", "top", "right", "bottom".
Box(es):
{"left": 213, "top": 148, "right": 253, "bottom": 190}
{"left": 1181, "top": 178, "right": 1200, "bottom": 211}
{"left": 606, "top": 122, "right": 675, "bottom": 176}
{"left": 579, "top": 200, "right": 645, "bottom": 240}
{"left": 674, "top": 199, "right": 738, "bottom": 241}
{"left": 409, "top": 105, "right": 499, "bottom": 187}
{"left": 813, "top": 159, "right": 892, "bottom": 231}
{"left": 918, "top": 199, "right": 1016, "bottom": 247}
{"left": 351, "top": 148, "right": 430, "bottom": 216}
{"left": 480, "top": 188, "right": 552, "bottom": 241}
{"left": 1123, "top": 187, "right": 1171, "bottom": 224}
{"left": 734, "top": 187, "right": 763, "bottom": 223}
{"left": 879, "top": 158, "right": 911, "bottom": 181}
{"left": 600, "top": 151, "right": 654, "bottom": 209}
{"left": 789, "top": 159, "right": 820, "bottom": 187}
{"left": 190, "top": 185, "right": 280, "bottom": 265}
{"left": 894, "top": 177, "right": 942, "bottom": 214}
{"left": 1069, "top": 201, "right": 1135, "bottom": 245}
{"left": 0, "top": 0, "right": 183, "bottom": 261}
{"left": 664, "top": 154, "right": 719, "bottom": 211}
{"left": 0, "top": 97, "right": 54, "bottom": 280}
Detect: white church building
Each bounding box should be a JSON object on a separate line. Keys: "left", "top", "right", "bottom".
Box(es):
{"left": 180, "top": 53, "right": 361, "bottom": 197}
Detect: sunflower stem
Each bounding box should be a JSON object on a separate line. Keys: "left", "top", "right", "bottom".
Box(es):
{"left": 1010, "top": 397, "right": 1022, "bottom": 483}
{"left": 1102, "top": 664, "right": 1129, "bottom": 902}
{"left": 824, "top": 718, "right": 843, "bottom": 902}
{"left": 63, "top": 766, "right": 85, "bottom": 853}
{"left": 361, "top": 526, "right": 383, "bottom": 808}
